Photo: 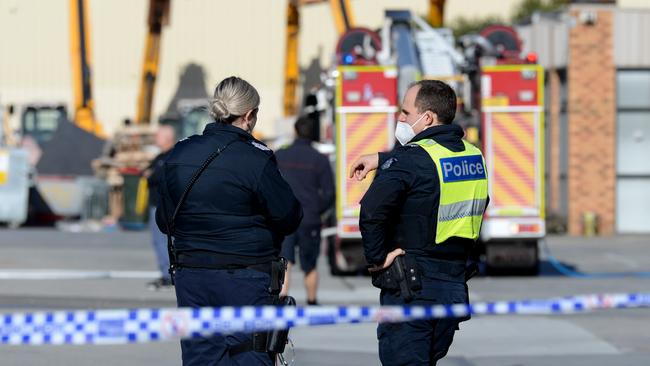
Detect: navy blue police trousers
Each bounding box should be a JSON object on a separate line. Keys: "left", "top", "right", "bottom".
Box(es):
{"left": 174, "top": 267, "right": 275, "bottom": 366}
{"left": 377, "top": 275, "right": 469, "bottom": 365}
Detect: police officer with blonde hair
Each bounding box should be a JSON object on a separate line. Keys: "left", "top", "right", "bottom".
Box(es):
{"left": 350, "top": 80, "right": 488, "bottom": 365}
{"left": 157, "top": 76, "right": 302, "bottom": 365}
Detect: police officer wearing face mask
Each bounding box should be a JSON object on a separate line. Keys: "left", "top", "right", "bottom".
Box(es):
{"left": 349, "top": 80, "right": 489, "bottom": 365}
{"left": 156, "top": 76, "right": 303, "bottom": 366}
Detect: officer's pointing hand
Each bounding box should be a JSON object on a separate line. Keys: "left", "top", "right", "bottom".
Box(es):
{"left": 349, "top": 153, "right": 379, "bottom": 181}
{"left": 368, "top": 248, "right": 406, "bottom": 272}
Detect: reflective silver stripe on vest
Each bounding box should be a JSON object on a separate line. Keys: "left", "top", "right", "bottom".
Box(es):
{"left": 439, "top": 199, "right": 488, "bottom": 222}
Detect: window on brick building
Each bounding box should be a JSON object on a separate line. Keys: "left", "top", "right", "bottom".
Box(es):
{"left": 615, "top": 70, "right": 650, "bottom": 233}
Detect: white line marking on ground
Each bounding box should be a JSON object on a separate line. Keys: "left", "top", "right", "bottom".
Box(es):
{"left": 0, "top": 270, "right": 161, "bottom": 280}
{"left": 604, "top": 253, "right": 640, "bottom": 269}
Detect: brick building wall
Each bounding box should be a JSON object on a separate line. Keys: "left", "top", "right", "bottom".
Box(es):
{"left": 567, "top": 6, "right": 616, "bottom": 235}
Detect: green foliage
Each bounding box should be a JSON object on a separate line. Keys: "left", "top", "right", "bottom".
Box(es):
{"left": 447, "top": 0, "right": 567, "bottom": 37}
{"left": 449, "top": 15, "right": 505, "bottom": 38}
{"left": 511, "top": 0, "right": 567, "bottom": 23}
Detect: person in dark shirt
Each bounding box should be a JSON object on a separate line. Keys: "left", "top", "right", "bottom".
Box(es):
{"left": 276, "top": 116, "right": 335, "bottom": 305}
{"left": 156, "top": 76, "right": 302, "bottom": 366}
{"left": 145, "top": 125, "right": 176, "bottom": 290}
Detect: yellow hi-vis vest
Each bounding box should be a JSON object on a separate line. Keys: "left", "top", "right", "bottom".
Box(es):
{"left": 413, "top": 139, "right": 489, "bottom": 244}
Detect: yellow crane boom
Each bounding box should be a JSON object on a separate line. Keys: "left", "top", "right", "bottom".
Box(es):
{"left": 328, "top": 0, "right": 355, "bottom": 35}
{"left": 135, "top": 0, "right": 171, "bottom": 125}
{"left": 283, "top": 0, "right": 355, "bottom": 117}
{"left": 283, "top": 0, "right": 300, "bottom": 117}
{"left": 68, "top": 0, "right": 104, "bottom": 137}
{"left": 429, "top": 0, "right": 445, "bottom": 27}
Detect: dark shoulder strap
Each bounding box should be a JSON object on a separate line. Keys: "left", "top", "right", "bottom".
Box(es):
{"left": 167, "top": 138, "right": 239, "bottom": 234}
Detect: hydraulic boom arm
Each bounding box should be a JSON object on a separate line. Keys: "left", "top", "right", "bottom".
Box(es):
{"left": 429, "top": 0, "right": 445, "bottom": 28}
{"left": 69, "top": 0, "right": 104, "bottom": 136}
{"left": 283, "top": 0, "right": 355, "bottom": 116}
{"left": 135, "top": 0, "right": 171, "bottom": 125}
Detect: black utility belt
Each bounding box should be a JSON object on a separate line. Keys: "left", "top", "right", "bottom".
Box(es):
{"left": 177, "top": 260, "right": 273, "bottom": 275}
{"left": 177, "top": 253, "right": 288, "bottom": 295}
{"left": 176, "top": 252, "right": 275, "bottom": 274}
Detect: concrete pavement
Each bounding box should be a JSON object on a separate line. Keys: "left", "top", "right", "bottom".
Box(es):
{"left": 0, "top": 229, "right": 649, "bottom": 365}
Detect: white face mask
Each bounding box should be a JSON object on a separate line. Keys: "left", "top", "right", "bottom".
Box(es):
{"left": 395, "top": 113, "right": 425, "bottom": 146}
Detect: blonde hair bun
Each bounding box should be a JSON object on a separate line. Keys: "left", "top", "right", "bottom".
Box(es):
{"left": 210, "top": 76, "right": 260, "bottom": 123}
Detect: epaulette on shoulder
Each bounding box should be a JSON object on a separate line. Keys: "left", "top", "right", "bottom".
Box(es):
{"left": 380, "top": 157, "right": 397, "bottom": 170}
{"left": 173, "top": 136, "right": 190, "bottom": 148}
{"left": 250, "top": 140, "right": 272, "bottom": 153}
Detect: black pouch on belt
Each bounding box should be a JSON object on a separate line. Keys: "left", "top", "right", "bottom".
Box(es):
{"left": 266, "top": 257, "right": 295, "bottom": 354}
{"left": 400, "top": 255, "right": 422, "bottom": 292}
{"left": 371, "top": 256, "right": 422, "bottom": 302}
{"left": 371, "top": 265, "right": 399, "bottom": 291}
{"left": 269, "top": 257, "right": 288, "bottom": 295}
{"left": 229, "top": 257, "right": 295, "bottom": 357}
{"left": 266, "top": 295, "right": 296, "bottom": 354}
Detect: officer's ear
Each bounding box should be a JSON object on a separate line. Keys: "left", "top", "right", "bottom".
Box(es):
{"left": 244, "top": 108, "right": 259, "bottom": 122}
{"left": 425, "top": 110, "right": 438, "bottom": 127}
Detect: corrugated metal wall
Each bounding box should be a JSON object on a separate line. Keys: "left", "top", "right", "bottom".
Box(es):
{"left": 5, "top": 2, "right": 650, "bottom": 136}
{"left": 614, "top": 9, "right": 650, "bottom": 67}
{"left": 516, "top": 14, "right": 569, "bottom": 69}
{"left": 518, "top": 7, "right": 650, "bottom": 70}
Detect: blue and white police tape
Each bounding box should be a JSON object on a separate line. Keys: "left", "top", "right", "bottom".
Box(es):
{"left": 1, "top": 292, "right": 649, "bottom": 346}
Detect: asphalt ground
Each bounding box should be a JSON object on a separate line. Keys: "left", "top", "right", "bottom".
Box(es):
{"left": 0, "top": 229, "right": 649, "bottom": 365}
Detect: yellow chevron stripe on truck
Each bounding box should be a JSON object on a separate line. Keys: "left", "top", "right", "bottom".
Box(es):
{"left": 344, "top": 113, "right": 389, "bottom": 212}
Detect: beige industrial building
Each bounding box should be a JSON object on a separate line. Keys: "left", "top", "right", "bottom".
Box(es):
{"left": 0, "top": 0, "right": 532, "bottom": 137}
{"left": 2, "top": 0, "right": 647, "bottom": 137}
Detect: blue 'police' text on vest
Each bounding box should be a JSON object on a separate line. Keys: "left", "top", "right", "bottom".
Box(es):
{"left": 440, "top": 155, "right": 486, "bottom": 182}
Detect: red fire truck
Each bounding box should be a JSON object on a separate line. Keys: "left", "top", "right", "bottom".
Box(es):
{"left": 325, "top": 22, "right": 545, "bottom": 275}
{"left": 480, "top": 64, "right": 545, "bottom": 274}
{"left": 475, "top": 25, "right": 545, "bottom": 274}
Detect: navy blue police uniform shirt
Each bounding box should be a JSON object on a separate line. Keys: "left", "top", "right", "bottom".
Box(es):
{"left": 155, "top": 122, "right": 303, "bottom": 263}
{"left": 360, "top": 124, "right": 488, "bottom": 268}
{"left": 275, "top": 138, "right": 335, "bottom": 227}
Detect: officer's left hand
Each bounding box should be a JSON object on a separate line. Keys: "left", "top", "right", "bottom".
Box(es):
{"left": 349, "top": 153, "right": 379, "bottom": 181}
{"left": 368, "top": 248, "right": 405, "bottom": 272}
